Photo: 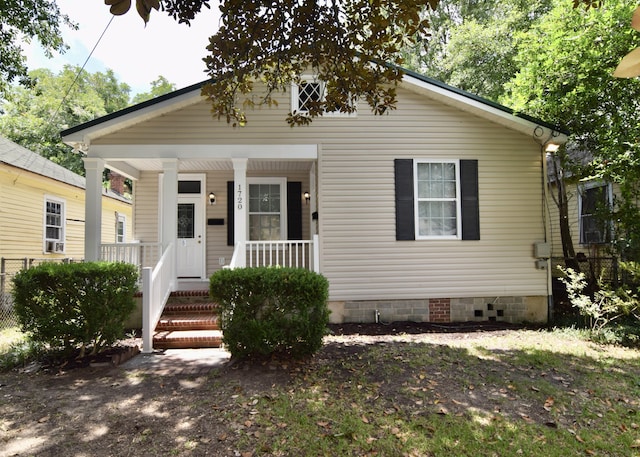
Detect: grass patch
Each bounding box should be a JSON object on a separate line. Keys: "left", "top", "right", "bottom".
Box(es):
{"left": 0, "top": 326, "right": 25, "bottom": 353}
{"left": 0, "top": 326, "right": 44, "bottom": 371}
{"left": 218, "top": 329, "right": 640, "bottom": 456}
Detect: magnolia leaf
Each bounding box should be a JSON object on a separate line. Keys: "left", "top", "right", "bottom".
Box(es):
{"left": 106, "top": 0, "right": 132, "bottom": 16}
{"left": 613, "top": 47, "right": 640, "bottom": 78}
{"left": 632, "top": 5, "right": 640, "bottom": 31}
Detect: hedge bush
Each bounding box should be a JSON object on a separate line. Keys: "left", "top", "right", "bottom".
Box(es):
{"left": 210, "top": 267, "right": 330, "bottom": 359}
{"left": 12, "top": 262, "right": 138, "bottom": 357}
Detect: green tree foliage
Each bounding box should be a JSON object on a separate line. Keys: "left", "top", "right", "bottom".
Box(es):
{"left": 0, "top": 66, "right": 131, "bottom": 175}
{"left": 106, "top": 0, "right": 438, "bottom": 126}
{"left": 502, "top": 0, "right": 640, "bottom": 260}
{"left": 131, "top": 75, "right": 177, "bottom": 104}
{"left": 100, "top": 0, "right": 602, "bottom": 126}
{"left": 407, "top": 0, "right": 553, "bottom": 102}
{"left": 0, "top": 0, "right": 75, "bottom": 99}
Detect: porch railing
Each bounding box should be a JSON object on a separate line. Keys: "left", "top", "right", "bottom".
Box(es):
{"left": 142, "top": 242, "right": 175, "bottom": 353}
{"left": 228, "top": 235, "right": 320, "bottom": 272}
{"left": 100, "top": 242, "right": 162, "bottom": 280}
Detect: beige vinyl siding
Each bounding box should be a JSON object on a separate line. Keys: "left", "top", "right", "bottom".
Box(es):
{"left": 1, "top": 163, "right": 131, "bottom": 259}
{"left": 133, "top": 171, "right": 160, "bottom": 243}
{"left": 204, "top": 171, "right": 233, "bottom": 276}
{"left": 91, "top": 84, "right": 548, "bottom": 301}
{"left": 318, "top": 91, "right": 546, "bottom": 301}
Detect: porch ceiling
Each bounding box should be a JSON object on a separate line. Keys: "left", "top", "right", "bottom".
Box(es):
{"left": 107, "top": 158, "right": 314, "bottom": 177}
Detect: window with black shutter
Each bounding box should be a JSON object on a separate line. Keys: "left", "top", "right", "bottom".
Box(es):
{"left": 395, "top": 159, "right": 479, "bottom": 241}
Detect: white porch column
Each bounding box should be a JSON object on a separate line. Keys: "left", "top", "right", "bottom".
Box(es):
{"left": 232, "top": 158, "right": 248, "bottom": 267}
{"left": 83, "top": 158, "right": 105, "bottom": 261}
{"left": 161, "top": 160, "right": 178, "bottom": 287}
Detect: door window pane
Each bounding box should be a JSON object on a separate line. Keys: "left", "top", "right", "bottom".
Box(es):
{"left": 177, "top": 203, "right": 195, "bottom": 238}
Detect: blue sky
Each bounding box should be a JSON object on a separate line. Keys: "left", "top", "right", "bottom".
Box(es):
{"left": 25, "top": 0, "right": 221, "bottom": 95}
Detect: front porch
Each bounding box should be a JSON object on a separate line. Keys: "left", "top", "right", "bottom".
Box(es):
{"left": 82, "top": 148, "right": 320, "bottom": 353}
{"left": 102, "top": 236, "right": 319, "bottom": 352}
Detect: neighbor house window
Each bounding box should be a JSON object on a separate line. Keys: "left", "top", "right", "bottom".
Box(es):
{"left": 116, "top": 214, "right": 126, "bottom": 243}
{"left": 414, "top": 160, "right": 461, "bottom": 239}
{"left": 44, "top": 197, "right": 65, "bottom": 253}
{"left": 291, "top": 77, "right": 356, "bottom": 117}
{"left": 248, "top": 178, "right": 287, "bottom": 241}
{"left": 579, "top": 182, "right": 612, "bottom": 244}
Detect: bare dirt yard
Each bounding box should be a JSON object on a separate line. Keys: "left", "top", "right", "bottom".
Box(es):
{"left": 1, "top": 322, "right": 639, "bottom": 456}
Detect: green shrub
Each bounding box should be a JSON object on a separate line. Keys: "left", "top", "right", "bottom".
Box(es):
{"left": 558, "top": 266, "right": 640, "bottom": 347}
{"left": 12, "top": 262, "right": 138, "bottom": 357}
{"left": 210, "top": 267, "right": 330, "bottom": 359}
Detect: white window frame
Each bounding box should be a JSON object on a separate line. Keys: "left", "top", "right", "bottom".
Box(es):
{"left": 43, "top": 196, "right": 66, "bottom": 253}
{"left": 116, "top": 213, "right": 126, "bottom": 243}
{"left": 291, "top": 75, "right": 356, "bottom": 118}
{"left": 413, "top": 159, "right": 462, "bottom": 240}
{"left": 578, "top": 181, "right": 612, "bottom": 245}
{"left": 247, "top": 177, "right": 288, "bottom": 241}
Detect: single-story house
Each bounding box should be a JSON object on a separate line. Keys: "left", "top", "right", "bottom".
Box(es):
{"left": 60, "top": 68, "right": 567, "bottom": 332}
{"left": 0, "top": 135, "right": 133, "bottom": 260}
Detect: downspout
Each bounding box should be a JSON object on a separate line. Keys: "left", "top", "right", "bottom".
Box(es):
{"left": 536, "top": 126, "right": 563, "bottom": 324}
{"left": 541, "top": 143, "right": 554, "bottom": 323}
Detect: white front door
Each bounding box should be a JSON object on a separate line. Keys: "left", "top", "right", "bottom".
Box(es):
{"left": 177, "top": 194, "right": 204, "bottom": 278}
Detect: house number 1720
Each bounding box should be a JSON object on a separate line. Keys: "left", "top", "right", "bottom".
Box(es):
{"left": 236, "top": 184, "right": 243, "bottom": 210}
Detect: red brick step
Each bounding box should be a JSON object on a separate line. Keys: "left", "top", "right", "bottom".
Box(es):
{"left": 152, "top": 292, "right": 223, "bottom": 349}
{"left": 153, "top": 329, "right": 223, "bottom": 350}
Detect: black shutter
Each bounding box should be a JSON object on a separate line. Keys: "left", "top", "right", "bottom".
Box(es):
{"left": 287, "top": 181, "right": 303, "bottom": 240}
{"left": 395, "top": 159, "right": 415, "bottom": 240}
{"left": 460, "top": 160, "right": 480, "bottom": 240}
{"left": 227, "top": 181, "right": 234, "bottom": 246}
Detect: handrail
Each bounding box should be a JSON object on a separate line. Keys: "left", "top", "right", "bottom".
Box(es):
{"left": 142, "top": 242, "right": 174, "bottom": 353}
{"left": 226, "top": 240, "right": 245, "bottom": 269}
{"left": 312, "top": 234, "right": 320, "bottom": 273}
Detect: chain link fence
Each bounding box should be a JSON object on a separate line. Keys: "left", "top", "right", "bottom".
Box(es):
{"left": 0, "top": 258, "right": 80, "bottom": 330}
{"left": 551, "top": 256, "right": 620, "bottom": 288}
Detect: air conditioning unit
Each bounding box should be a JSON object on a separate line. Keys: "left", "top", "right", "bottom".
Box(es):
{"left": 46, "top": 241, "right": 65, "bottom": 253}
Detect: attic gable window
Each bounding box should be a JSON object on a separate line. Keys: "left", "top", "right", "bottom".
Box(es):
{"left": 297, "top": 81, "right": 323, "bottom": 113}
{"left": 291, "top": 77, "right": 356, "bottom": 117}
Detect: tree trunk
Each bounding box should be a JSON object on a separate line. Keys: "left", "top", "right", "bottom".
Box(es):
{"left": 550, "top": 153, "right": 580, "bottom": 272}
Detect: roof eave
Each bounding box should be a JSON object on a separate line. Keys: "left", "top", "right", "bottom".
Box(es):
{"left": 60, "top": 80, "right": 212, "bottom": 146}
{"left": 61, "top": 69, "right": 569, "bottom": 147}
{"left": 401, "top": 69, "right": 568, "bottom": 145}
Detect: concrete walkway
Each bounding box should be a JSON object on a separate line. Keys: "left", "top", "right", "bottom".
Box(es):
{"left": 119, "top": 347, "right": 231, "bottom": 376}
